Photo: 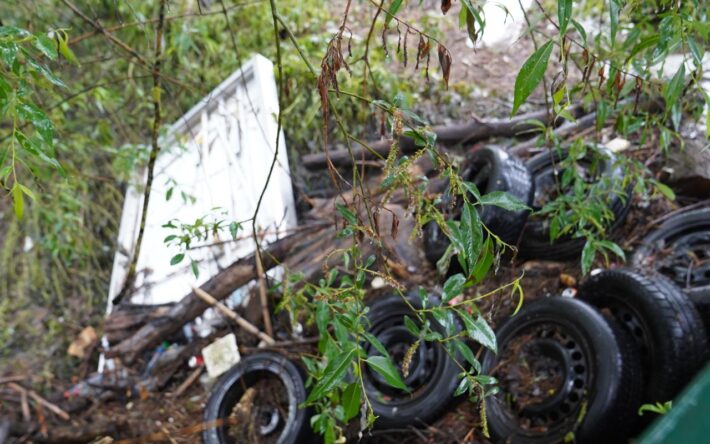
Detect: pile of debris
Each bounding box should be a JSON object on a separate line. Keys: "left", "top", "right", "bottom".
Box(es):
{"left": 3, "top": 90, "right": 710, "bottom": 442}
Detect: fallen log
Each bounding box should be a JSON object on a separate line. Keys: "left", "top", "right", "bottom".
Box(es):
{"left": 104, "top": 303, "right": 175, "bottom": 344}
{"left": 302, "top": 106, "right": 587, "bottom": 169}
{"left": 106, "top": 229, "right": 313, "bottom": 364}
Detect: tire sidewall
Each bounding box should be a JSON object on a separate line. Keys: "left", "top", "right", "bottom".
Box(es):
{"left": 481, "top": 297, "right": 626, "bottom": 443}
{"left": 203, "top": 352, "right": 309, "bottom": 444}
{"left": 364, "top": 293, "right": 461, "bottom": 428}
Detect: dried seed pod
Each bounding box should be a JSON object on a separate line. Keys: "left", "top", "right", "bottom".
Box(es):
{"left": 396, "top": 23, "right": 402, "bottom": 53}
{"left": 597, "top": 65, "right": 606, "bottom": 90}
{"left": 416, "top": 34, "right": 426, "bottom": 70}
{"left": 381, "top": 24, "right": 389, "bottom": 58}
{"left": 403, "top": 28, "right": 409, "bottom": 67}
{"left": 634, "top": 77, "right": 643, "bottom": 113}
{"left": 438, "top": 43, "right": 452, "bottom": 89}
{"left": 441, "top": 0, "right": 452, "bottom": 14}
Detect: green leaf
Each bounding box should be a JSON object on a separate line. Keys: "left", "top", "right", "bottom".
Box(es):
{"left": 470, "top": 236, "right": 494, "bottom": 284}
{"left": 27, "top": 59, "right": 66, "bottom": 88}
{"left": 385, "top": 0, "right": 404, "bottom": 26}
{"left": 663, "top": 63, "right": 685, "bottom": 111}
{"left": 571, "top": 19, "right": 586, "bottom": 44}
{"left": 511, "top": 279, "right": 524, "bottom": 315}
{"left": 460, "top": 202, "right": 483, "bottom": 274}
{"left": 56, "top": 31, "right": 79, "bottom": 65}
{"left": 581, "top": 239, "right": 596, "bottom": 275}
{"left": 306, "top": 347, "right": 356, "bottom": 403}
{"left": 638, "top": 401, "right": 672, "bottom": 416}
{"left": 191, "top": 260, "right": 199, "bottom": 278}
{"left": 12, "top": 183, "right": 24, "bottom": 219}
{"left": 403, "top": 315, "right": 420, "bottom": 336}
{"left": 628, "top": 35, "right": 660, "bottom": 60}
{"left": 16, "top": 102, "right": 53, "bottom": 145}
{"left": 687, "top": 37, "right": 703, "bottom": 66}
{"left": 557, "top": 0, "right": 573, "bottom": 36}
{"left": 479, "top": 191, "right": 530, "bottom": 212}
{"left": 0, "top": 26, "right": 30, "bottom": 38}
{"left": 461, "top": 181, "right": 481, "bottom": 201}
{"left": 652, "top": 180, "right": 676, "bottom": 201}
{"left": 454, "top": 376, "right": 472, "bottom": 396}
{"left": 170, "top": 253, "right": 185, "bottom": 265}
{"left": 341, "top": 382, "right": 361, "bottom": 421}
{"left": 598, "top": 240, "right": 626, "bottom": 262}
{"left": 457, "top": 308, "right": 497, "bottom": 352}
{"left": 512, "top": 40, "right": 554, "bottom": 115}
{"left": 229, "top": 221, "right": 240, "bottom": 239}
{"left": 366, "top": 355, "right": 408, "bottom": 391}
{"left": 33, "top": 33, "right": 57, "bottom": 60}
{"left": 442, "top": 273, "right": 466, "bottom": 303}
{"left": 453, "top": 339, "right": 480, "bottom": 372}
{"left": 363, "top": 332, "right": 389, "bottom": 358}
{"left": 335, "top": 203, "right": 357, "bottom": 225}
{"left": 609, "top": 0, "right": 619, "bottom": 47}
{"left": 16, "top": 182, "right": 36, "bottom": 202}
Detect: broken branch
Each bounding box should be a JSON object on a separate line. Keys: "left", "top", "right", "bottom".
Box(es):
{"left": 192, "top": 286, "right": 276, "bottom": 345}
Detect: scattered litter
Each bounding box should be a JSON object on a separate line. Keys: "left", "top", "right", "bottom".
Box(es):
{"left": 67, "top": 326, "right": 98, "bottom": 359}
{"left": 605, "top": 137, "right": 631, "bottom": 152}
{"left": 202, "top": 333, "right": 241, "bottom": 379}
{"left": 560, "top": 273, "right": 577, "bottom": 288}
{"left": 561, "top": 288, "right": 577, "bottom": 298}
{"left": 371, "top": 276, "right": 386, "bottom": 288}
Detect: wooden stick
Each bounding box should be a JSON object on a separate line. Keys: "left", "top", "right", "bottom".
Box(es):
{"left": 0, "top": 375, "right": 26, "bottom": 385}
{"left": 19, "top": 386, "right": 30, "bottom": 422}
{"left": 255, "top": 247, "right": 274, "bottom": 338}
{"left": 170, "top": 366, "right": 204, "bottom": 398}
{"left": 8, "top": 383, "right": 71, "bottom": 421}
{"left": 191, "top": 286, "right": 275, "bottom": 345}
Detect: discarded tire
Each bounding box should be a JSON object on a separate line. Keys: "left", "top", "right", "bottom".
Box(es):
{"left": 363, "top": 292, "right": 461, "bottom": 428}
{"left": 203, "top": 352, "right": 311, "bottom": 444}
{"left": 520, "top": 146, "right": 631, "bottom": 260}
{"left": 461, "top": 146, "right": 534, "bottom": 244}
{"left": 579, "top": 268, "right": 708, "bottom": 403}
{"left": 481, "top": 297, "right": 643, "bottom": 444}
{"left": 631, "top": 207, "right": 710, "bottom": 332}
{"left": 424, "top": 146, "right": 534, "bottom": 267}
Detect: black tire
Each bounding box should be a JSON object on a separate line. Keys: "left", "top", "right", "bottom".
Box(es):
{"left": 423, "top": 146, "right": 534, "bottom": 267}
{"left": 363, "top": 292, "right": 461, "bottom": 428}
{"left": 203, "top": 352, "right": 312, "bottom": 444}
{"left": 520, "top": 146, "right": 631, "bottom": 260}
{"left": 461, "top": 146, "right": 535, "bottom": 244}
{"left": 579, "top": 268, "right": 709, "bottom": 403}
{"left": 481, "top": 297, "right": 643, "bottom": 444}
{"left": 631, "top": 207, "right": 710, "bottom": 333}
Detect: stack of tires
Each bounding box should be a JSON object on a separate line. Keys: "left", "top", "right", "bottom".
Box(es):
{"left": 418, "top": 146, "right": 709, "bottom": 442}
{"left": 481, "top": 269, "right": 708, "bottom": 443}
{"left": 201, "top": 146, "right": 709, "bottom": 443}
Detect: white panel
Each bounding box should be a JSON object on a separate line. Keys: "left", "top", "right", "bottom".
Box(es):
{"left": 106, "top": 54, "right": 296, "bottom": 309}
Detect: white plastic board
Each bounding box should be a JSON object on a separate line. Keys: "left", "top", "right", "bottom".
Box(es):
{"left": 106, "top": 54, "right": 296, "bottom": 309}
